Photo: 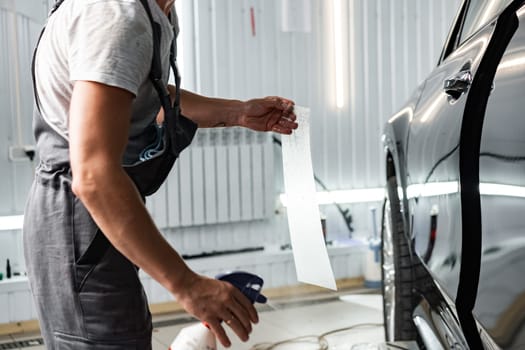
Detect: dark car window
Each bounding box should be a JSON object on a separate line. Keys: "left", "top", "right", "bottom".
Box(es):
{"left": 459, "top": 0, "right": 513, "bottom": 44}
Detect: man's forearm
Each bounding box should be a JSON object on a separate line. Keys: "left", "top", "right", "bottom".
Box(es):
{"left": 179, "top": 88, "right": 244, "bottom": 128}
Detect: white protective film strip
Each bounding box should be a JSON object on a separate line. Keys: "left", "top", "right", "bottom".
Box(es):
{"left": 281, "top": 106, "right": 337, "bottom": 290}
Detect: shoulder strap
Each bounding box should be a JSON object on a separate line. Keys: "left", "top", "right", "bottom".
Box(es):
{"left": 138, "top": 0, "right": 164, "bottom": 87}
{"left": 138, "top": 0, "right": 179, "bottom": 110}
{"left": 31, "top": 1, "right": 67, "bottom": 114}
{"left": 31, "top": 31, "right": 45, "bottom": 114}
{"left": 170, "top": 40, "right": 182, "bottom": 115}
{"left": 49, "top": 0, "right": 66, "bottom": 16}
{"left": 139, "top": 0, "right": 186, "bottom": 153}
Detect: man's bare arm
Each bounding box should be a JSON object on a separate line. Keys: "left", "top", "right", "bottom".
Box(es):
{"left": 69, "top": 81, "right": 192, "bottom": 297}
{"left": 69, "top": 81, "right": 257, "bottom": 347}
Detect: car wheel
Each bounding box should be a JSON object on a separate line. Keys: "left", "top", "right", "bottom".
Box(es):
{"left": 381, "top": 176, "right": 418, "bottom": 341}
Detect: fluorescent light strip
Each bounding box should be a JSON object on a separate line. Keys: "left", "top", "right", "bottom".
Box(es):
{"left": 406, "top": 181, "right": 459, "bottom": 199}
{"left": 407, "top": 182, "right": 525, "bottom": 199}
{"left": 0, "top": 215, "right": 24, "bottom": 231}
{"left": 480, "top": 183, "right": 525, "bottom": 198}
{"left": 280, "top": 182, "right": 525, "bottom": 207}
{"left": 3, "top": 184, "right": 524, "bottom": 229}
{"left": 280, "top": 188, "right": 384, "bottom": 207}
{"left": 333, "top": 0, "right": 344, "bottom": 109}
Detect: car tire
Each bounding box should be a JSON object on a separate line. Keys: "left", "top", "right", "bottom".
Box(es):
{"left": 381, "top": 176, "right": 418, "bottom": 342}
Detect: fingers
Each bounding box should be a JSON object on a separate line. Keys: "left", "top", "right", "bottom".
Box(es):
{"left": 262, "top": 96, "right": 298, "bottom": 134}
{"left": 223, "top": 311, "right": 250, "bottom": 343}
{"left": 261, "top": 105, "right": 298, "bottom": 134}
{"left": 278, "top": 116, "right": 299, "bottom": 132}
{"left": 272, "top": 115, "right": 298, "bottom": 134}
{"left": 264, "top": 96, "right": 295, "bottom": 113}
{"left": 208, "top": 304, "right": 256, "bottom": 346}
{"left": 198, "top": 281, "right": 260, "bottom": 347}
{"left": 176, "top": 275, "right": 263, "bottom": 348}
{"left": 207, "top": 319, "right": 231, "bottom": 348}
{"left": 221, "top": 288, "right": 258, "bottom": 343}
{"left": 280, "top": 99, "right": 295, "bottom": 120}
{"left": 209, "top": 307, "right": 252, "bottom": 347}
{"left": 231, "top": 288, "right": 259, "bottom": 324}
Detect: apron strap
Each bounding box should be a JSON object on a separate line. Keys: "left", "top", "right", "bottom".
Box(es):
{"left": 138, "top": 0, "right": 177, "bottom": 112}
{"left": 138, "top": 0, "right": 188, "bottom": 156}
{"left": 49, "top": 0, "right": 66, "bottom": 15}
{"left": 32, "top": 1, "right": 66, "bottom": 114}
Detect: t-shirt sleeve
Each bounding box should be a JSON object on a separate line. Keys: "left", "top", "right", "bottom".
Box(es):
{"left": 68, "top": 1, "right": 153, "bottom": 96}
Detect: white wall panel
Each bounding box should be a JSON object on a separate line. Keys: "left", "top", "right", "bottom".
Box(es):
{"left": 176, "top": 0, "right": 460, "bottom": 238}
{"left": 191, "top": 142, "right": 206, "bottom": 225}
{"left": 0, "top": 293, "right": 8, "bottom": 324}
{"left": 177, "top": 0, "right": 460, "bottom": 195}
{"left": 9, "top": 290, "right": 31, "bottom": 321}
{"left": 167, "top": 160, "right": 181, "bottom": 227}
{"left": 251, "top": 141, "right": 264, "bottom": 219}
{"left": 0, "top": 2, "right": 45, "bottom": 216}
{"left": 239, "top": 140, "right": 253, "bottom": 220}
{"left": 227, "top": 134, "right": 242, "bottom": 221}
{"left": 216, "top": 145, "right": 229, "bottom": 223}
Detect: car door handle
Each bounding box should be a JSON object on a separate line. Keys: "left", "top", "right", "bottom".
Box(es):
{"left": 443, "top": 70, "right": 472, "bottom": 98}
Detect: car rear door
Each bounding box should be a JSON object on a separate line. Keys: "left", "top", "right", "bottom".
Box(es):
{"left": 407, "top": 0, "right": 504, "bottom": 298}
{"left": 406, "top": 0, "right": 518, "bottom": 348}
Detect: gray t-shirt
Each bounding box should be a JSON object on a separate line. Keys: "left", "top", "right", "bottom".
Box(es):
{"left": 34, "top": 0, "right": 177, "bottom": 163}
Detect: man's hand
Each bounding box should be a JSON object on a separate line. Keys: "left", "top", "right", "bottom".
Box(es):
{"left": 175, "top": 273, "right": 259, "bottom": 348}
{"left": 239, "top": 96, "right": 298, "bottom": 134}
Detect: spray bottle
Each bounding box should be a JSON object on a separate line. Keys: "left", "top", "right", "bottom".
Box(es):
{"left": 170, "top": 271, "right": 267, "bottom": 350}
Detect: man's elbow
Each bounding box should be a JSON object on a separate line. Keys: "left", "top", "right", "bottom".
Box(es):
{"left": 71, "top": 158, "right": 119, "bottom": 203}
{"left": 71, "top": 164, "right": 100, "bottom": 201}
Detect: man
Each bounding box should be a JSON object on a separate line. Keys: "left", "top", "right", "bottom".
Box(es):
{"left": 23, "top": 0, "right": 298, "bottom": 348}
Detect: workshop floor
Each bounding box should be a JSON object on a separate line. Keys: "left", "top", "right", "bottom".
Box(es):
{"left": 1, "top": 291, "right": 385, "bottom": 350}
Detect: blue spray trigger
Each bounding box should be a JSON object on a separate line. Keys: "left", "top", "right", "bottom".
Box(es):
{"left": 216, "top": 271, "right": 267, "bottom": 304}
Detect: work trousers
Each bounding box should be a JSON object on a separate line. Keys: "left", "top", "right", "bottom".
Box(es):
{"left": 23, "top": 163, "right": 153, "bottom": 349}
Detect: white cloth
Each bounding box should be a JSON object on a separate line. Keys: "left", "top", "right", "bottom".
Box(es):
{"left": 34, "top": 0, "right": 176, "bottom": 158}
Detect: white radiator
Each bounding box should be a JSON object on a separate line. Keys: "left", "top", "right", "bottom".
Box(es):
{"left": 146, "top": 128, "right": 275, "bottom": 228}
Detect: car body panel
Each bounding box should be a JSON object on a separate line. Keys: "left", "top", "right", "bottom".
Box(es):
{"left": 382, "top": 0, "right": 525, "bottom": 348}
{"left": 408, "top": 5, "right": 498, "bottom": 305}
{"left": 476, "top": 5, "right": 525, "bottom": 348}
{"left": 407, "top": 22, "right": 496, "bottom": 300}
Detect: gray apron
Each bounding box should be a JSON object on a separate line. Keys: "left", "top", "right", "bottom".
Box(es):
{"left": 23, "top": 1, "right": 197, "bottom": 348}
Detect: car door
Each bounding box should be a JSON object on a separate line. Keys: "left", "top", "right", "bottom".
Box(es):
{"left": 407, "top": 0, "right": 502, "bottom": 298}
{"left": 406, "top": 0, "right": 517, "bottom": 347}
{"left": 476, "top": 3, "right": 525, "bottom": 349}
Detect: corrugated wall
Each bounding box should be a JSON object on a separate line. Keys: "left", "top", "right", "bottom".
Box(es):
{"left": 179, "top": 0, "right": 461, "bottom": 190}
{"left": 0, "top": 1, "right": 47, "bottom": 216}
{"left": 0, "top": 0, "right": 461, "bottom": 290}
{"left": 177, "top": 0, "right": 461, "bottom": 236}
